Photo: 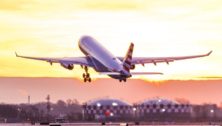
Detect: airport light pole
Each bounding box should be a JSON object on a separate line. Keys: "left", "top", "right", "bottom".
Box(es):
{"left": 46, "top": 94, "right": 51, "bottom": 122}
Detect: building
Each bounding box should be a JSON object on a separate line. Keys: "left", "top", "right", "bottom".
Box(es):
{"left": 191, "top": 104, "right": 222, "bottom": 121}
{"left": 82, "top": 98, "right": 133, "bottom": 121}
{"left": 134, "top": 98, "right": 192, "bottom": 121}
{"left": 82, "top": 98, "right": 222, "bottom": 122}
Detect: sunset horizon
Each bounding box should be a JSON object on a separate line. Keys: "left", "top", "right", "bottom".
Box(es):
{"left": 1, "top": 77, "right": 222, "bottom": 106}
{"left": 1, "top": 0, "right": 222, "bottom": 110}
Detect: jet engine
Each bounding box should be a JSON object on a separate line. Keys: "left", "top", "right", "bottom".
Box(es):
{"left": 60, "top": 63, "right": 74, "bottom": 70}
{"left": 130, "top": 65, "right": 135, "bottom": 70}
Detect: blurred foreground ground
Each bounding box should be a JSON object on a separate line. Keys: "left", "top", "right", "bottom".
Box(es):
{"left": 0, "top": 123, "right": 220, "bottom": 126}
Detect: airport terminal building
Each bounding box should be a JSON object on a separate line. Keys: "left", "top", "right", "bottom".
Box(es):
{"left": 82, "top": 98, "right": 192, "bottom": 121}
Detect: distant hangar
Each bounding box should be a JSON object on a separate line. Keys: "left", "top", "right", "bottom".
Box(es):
{"left": 82, "top": 98, "right": 192, "bottom": 121}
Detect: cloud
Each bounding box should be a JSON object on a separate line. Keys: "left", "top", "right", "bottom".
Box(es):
{"left": 0, "top": 0, "right": 32, "bottom": 11}
{"left": 197, "top": 76, "right": 222, "bottom": 79}
{"left": 82, "top": 0, "right": 142, "bottom": 10}
{"left": 0, "top": 0, "right": 143, "bottom": 13}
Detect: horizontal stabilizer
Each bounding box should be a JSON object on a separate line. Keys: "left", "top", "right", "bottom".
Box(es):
{"left": 99, "top": 72, "right": 121, "bottom": 75}
{"left": 99, "top": 72, "right": 163, "bottom": 75}
{"left": 130, "top": 72, "right": 163, "bottom": 75}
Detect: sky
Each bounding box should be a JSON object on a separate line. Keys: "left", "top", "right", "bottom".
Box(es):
{"left": 0, "top": 0, "right": 222, "bottom": 104}
{"left": 0, "top": 0, "right": 222, "bottom": 80}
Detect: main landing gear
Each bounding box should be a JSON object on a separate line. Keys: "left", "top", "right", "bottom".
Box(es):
{"left": 82, "top": 66, "right": 91, "bottom": 82}
{"left": 119, "top": 78, "right": 127, "bottom": 82}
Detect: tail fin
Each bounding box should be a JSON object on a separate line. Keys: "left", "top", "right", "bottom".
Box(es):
{"left": 123, "top": 43, "right": 134, "bottom": 72}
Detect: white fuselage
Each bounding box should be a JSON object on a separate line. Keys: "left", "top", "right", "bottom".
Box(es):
{"left": 78, "top": 36, "right": 130, "bottom": 78}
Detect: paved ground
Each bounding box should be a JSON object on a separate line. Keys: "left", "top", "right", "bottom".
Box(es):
{"left": 0, "top": 123, "right": 220, "bottom": 126}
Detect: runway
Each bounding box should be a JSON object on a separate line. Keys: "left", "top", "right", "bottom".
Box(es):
{"left": 0, "top": 123, "right": 220, "bottom": 126}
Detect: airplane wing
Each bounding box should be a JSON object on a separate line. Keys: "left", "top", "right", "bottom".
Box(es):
{"left": 118, "top": 51, "right": 212, "bottom": 66}
{"left": 99, "top": 72, "right": 163, "bottom": 75}
{"left": 15, "top": 52, "right": 94, "bottom": 67}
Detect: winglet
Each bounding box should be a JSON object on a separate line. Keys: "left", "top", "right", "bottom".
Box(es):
{"left": 207, "top": 50, "right": 213, "bottom": 56}
{"left": 15, "top": 52, "right": 18, "bottom": 57}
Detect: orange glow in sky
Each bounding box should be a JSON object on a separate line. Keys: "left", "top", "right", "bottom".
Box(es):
{"left": 1, "top": 0, "right": 222, "bottom": 80}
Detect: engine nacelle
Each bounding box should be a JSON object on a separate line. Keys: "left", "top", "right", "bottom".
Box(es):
{"left": 60, "top": 63, "right": 74, "bottom": 70}
{"left": 130, "top": 65, "right": 135, "bottom": 70}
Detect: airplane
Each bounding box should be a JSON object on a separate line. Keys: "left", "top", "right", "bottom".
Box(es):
{"left": 15, "top": 35, "right": 212, "bottom": 82}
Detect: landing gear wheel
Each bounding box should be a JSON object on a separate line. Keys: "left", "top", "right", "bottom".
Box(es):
{"left": 82, "top": 73, "right": 86, "bottom": 78}
{"left": 84, "top": 78, "right": 87, "bottom": 82}
{"left": 86, "top": 73, "right": 90, "bottom": 78}
{"left": 123, "top": 79, "right": 127, "bottom": 82}
{"left": 88, "top": 78, "right": 91, "bottom": 82}
{"left": 119, "top": 79, "right": 122, "bottom": 82}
